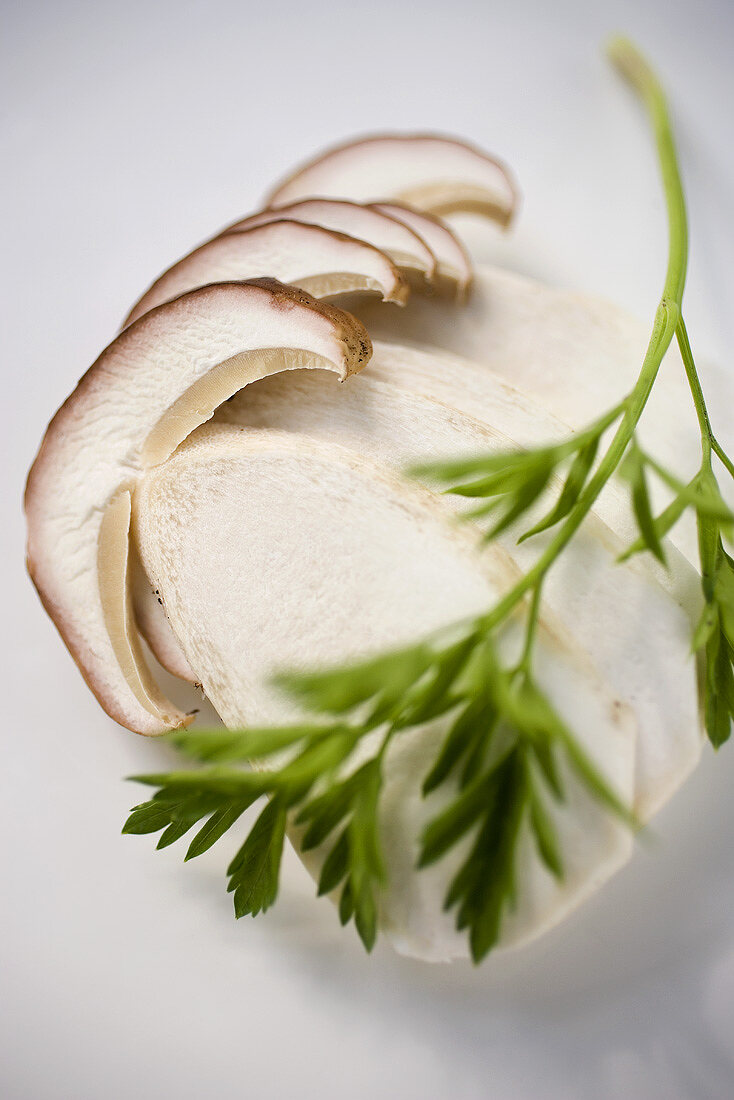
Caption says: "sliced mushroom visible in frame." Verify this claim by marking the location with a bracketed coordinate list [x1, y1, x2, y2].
[131, 547, 198, 682]
[266, 134, 518, 226]
[122, 220, 408, 329]
[370, 202, 473, 298]
[25, 280, 371, 733]
[133, 424, 635, 960]
[207, 363, 700, 822]
[219, 199, 436, 286]
[137, 343, 700, 817]
[357, 263, 730, 567]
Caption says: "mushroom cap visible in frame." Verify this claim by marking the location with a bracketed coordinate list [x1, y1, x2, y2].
[122, 219, 408, 329]
[26, 280, 371, 733]
[266, 133, 518, 226]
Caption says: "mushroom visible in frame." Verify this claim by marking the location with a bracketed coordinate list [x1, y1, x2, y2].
[133, 424, 635, 960]
[25, 280, 371, 733]
[133, 342, 699, 819]
[356, 262, 728, 567]
[210, 363, 700, 821]
[265, 134, 518, 226]
[131, 548, 198, 683]
[370, 202, 473, 298]
[219, 199, 437, 287]
[122, 220, 408, 329]
[109, 223, 701, 817]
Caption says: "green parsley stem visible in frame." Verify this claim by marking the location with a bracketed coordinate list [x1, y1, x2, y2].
[479, 38, 689, 636]
[675, 316, 734, 485]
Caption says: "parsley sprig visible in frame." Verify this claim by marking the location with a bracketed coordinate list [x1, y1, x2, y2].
[126, 628, 631, 959]
[124, 38, 734, 961]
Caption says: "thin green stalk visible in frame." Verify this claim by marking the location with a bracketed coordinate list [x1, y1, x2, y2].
[676, 317, 713, 461]
[711, 439, 734, 482]
[516, 582, 543, 675]
[607, 36, 688, 303]
[480, 38, 688, 634]
[675, 316, 734, 485]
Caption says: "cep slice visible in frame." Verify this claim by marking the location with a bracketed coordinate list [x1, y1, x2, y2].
[138, 354, 702, 819]
[131, 548, 198, 683]
[358, 263, 734, 565]
[25, 280, 371, 734]
[206, 365, 701, 822]
[133, 426, 635, 960]
[220, 199, 436, 284]
[266, 134, 518, 227]
[371, 202, 473, 298]
[122, 220, 408, 329]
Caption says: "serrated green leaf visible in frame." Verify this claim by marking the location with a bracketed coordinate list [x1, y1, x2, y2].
[704, 641, 734, 749]
[185, 800, 253, 861]
[297, 770, 363, 850]
[156, 819, 194, 850]
[555, 723, 638, 828]
[624, 444, 666, 564]
[444, 751, 526, 962]
[169, 725, 331, 764]
[228, 798, 286, 917]
[443, 852, 478, 913]
[317, 829, 350, 895]
[350, 762, 385, 882]
[128, 768, 269, 799]
[483, 467, 553, 541]
[446, 464, 540, 500]
[397, 633, 477, 728]
[692, 602, 718, 652]
[646, 459, 734, 523]
[528, 783, 564, 879]
[618, 489, 689, 562]
[519, 437, 599, 542]
[122, 799, 177, 835]
[703, 617, 734, 747]
[422, 698, 494, 794]
[338, 879, 355, 925]
[276, 732, 357, 797]
[409, 447, 556, 485]
[353, 883, 378, 953]
[124, 789, 225, 841]
[530, 739, 565, 801]
[419, 771, 494, 868]
[275, 644, 430, 717]
[714, 550, 734, 647]
[459, 731, 491, 788]
[513, 677, 636, 826]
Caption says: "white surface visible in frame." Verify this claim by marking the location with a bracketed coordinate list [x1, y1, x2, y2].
[2, 1, 734, 1098]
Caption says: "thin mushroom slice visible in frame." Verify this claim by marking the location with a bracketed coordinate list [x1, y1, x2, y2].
[358, 262, 734, 566]
[131, 548, 198, 683]
[266, 133, 518, 227]
[133, 425, 635, 961]
[219, 199, 436, 286]
[370, 202, 473, 299]
[136, 349, 701, 819]
[207, 362, 700, 822]
[25, 280, 371, 734]
[122, 220, 408, 329]
[366, 341, 704, 821]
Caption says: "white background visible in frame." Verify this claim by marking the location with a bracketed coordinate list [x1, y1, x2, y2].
[2, 1, 734, 1097]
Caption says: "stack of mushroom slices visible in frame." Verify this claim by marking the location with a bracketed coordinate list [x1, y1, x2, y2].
[26, 133, 703, 962]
